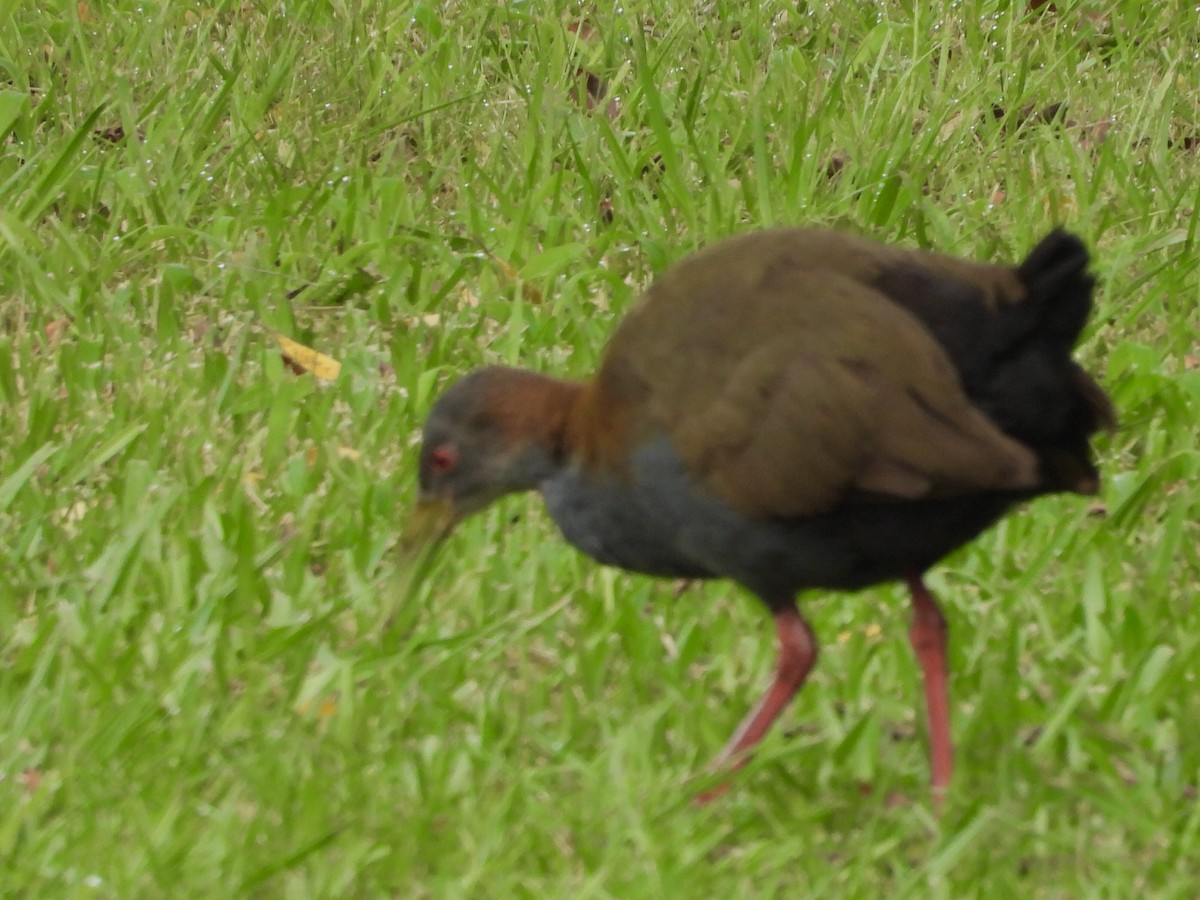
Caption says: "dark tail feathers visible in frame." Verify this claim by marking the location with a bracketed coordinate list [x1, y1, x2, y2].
[1013, 228, 1095, 353]
[986, 229, 1115, 493]
[1013, 228, 1114, 432]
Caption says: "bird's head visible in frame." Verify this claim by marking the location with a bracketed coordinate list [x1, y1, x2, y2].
[402, 367, 570, 550]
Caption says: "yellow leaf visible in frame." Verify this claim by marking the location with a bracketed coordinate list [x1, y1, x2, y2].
[487, 251, 543, 304]
[296, 696, 339, 720]
[275, 334, 341, 381]
[488, 252, 519, 283]
[400, 313, 441, 327]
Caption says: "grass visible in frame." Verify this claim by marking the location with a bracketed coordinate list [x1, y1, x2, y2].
[2, 0, 1199, 895]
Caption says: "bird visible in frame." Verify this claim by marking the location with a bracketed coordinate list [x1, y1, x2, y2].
[403, 227, 1115, 800]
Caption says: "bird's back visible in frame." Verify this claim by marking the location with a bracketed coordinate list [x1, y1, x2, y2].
[594, 228, 1111, 511]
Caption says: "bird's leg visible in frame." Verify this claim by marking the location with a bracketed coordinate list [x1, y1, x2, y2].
[906, 575, 953, 801]
[701, 604, 817, 800]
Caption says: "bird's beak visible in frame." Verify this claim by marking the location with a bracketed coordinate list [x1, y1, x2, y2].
[400, 496, 460, 552]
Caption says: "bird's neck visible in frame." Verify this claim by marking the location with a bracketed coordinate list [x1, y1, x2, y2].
[497, 373, 628, 476]
[565, 378, 631, 473]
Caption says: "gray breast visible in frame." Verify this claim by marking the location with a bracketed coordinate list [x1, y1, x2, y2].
[539, 447, 711, 578]
[538, 438, 863, 590]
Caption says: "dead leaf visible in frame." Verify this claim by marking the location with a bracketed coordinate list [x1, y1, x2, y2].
[565, 20, 618, 119]
[44, 317, 71, 343]
[993, 101, 1067, 132]
[567, 20, 595, 41]
[1042, 190, 1077, 218]
[1029, 2, 1112, 41]
[1079, 119, 1112, 150]
[1027, 103, 1065, 128]
[489, 253, 518, 283]
[296, 695, 339, 719]
[571, 69, 620, 120]
[276, 138, 294, 166]
[487, 252, 543, 304]
[937, 113, 963, 143]
[20, 768, 41, 794]
[93, 124, 126, 144]
[275, 334, 341, 381]
[399, 312, 441, 329]
[825, 151, 848, 179]
[659, 630, 678, 659]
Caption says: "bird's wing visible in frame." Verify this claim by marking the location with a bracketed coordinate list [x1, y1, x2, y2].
[606, 266, 1039, 520]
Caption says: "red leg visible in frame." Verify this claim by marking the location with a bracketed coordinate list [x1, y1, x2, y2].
[906, 575, 953, 800]
[700, 605, 817, 800]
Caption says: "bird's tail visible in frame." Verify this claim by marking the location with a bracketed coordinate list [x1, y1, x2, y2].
[982, 230, 1115, 493]
[1014, 228, 1096, 354]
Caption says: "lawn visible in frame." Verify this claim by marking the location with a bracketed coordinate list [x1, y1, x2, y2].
[2, 0, 1198, 895]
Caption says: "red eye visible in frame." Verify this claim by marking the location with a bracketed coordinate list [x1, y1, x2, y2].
[429, 444, 458, 474]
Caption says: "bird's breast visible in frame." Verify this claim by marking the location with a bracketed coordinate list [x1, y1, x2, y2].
[538, 438, 862, 590]
[539, 445, 713, 579]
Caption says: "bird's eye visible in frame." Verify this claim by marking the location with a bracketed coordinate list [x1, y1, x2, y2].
[429, 444, 458, 475]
